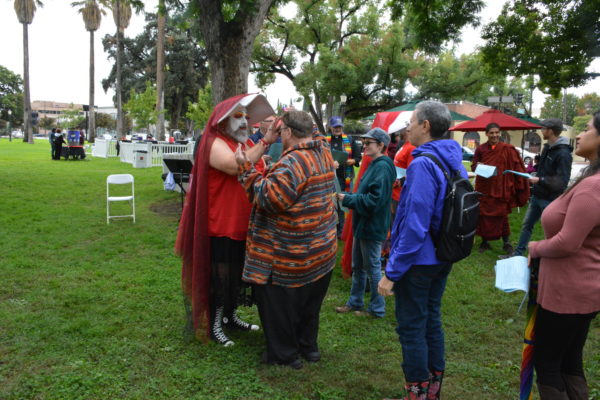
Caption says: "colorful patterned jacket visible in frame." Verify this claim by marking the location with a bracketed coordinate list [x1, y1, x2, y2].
[238, 140, 338, 287]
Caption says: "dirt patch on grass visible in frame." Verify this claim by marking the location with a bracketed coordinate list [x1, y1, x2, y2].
[149, 200, 182, 219]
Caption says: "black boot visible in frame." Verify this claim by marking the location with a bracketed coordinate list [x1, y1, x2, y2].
[223, 309, 259, 331]
[211, 306, 234, 347]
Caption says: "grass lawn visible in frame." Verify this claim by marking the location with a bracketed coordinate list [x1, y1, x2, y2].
[1, 139, 598, 400]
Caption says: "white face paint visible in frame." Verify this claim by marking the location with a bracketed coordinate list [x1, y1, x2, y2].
[226, 106, 249, 143]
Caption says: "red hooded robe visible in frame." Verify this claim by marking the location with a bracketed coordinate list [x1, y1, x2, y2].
[175, 94, 271, 341]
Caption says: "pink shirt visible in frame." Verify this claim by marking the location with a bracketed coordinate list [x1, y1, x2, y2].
[529, 173, 600, 314]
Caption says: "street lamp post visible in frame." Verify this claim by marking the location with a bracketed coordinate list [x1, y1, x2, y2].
[340, 94, 347, 120]
[7, 109, 12, 142]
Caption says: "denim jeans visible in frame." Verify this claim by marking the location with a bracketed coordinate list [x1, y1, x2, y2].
[346, 238, 385, 317]
[393, 263, 452, 382]
[515, 196, 551, 255]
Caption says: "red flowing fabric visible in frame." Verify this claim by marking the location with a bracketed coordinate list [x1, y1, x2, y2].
[340, 155, 372, 279]
[175, 94, 252, 342]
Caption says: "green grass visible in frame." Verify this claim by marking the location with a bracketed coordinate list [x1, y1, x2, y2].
[1, 139, 598, 400]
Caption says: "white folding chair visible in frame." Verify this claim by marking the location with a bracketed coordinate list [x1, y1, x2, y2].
[106, 174, 135, 224]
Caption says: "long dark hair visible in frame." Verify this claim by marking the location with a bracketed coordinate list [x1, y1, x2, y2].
[564, 110, 600, 194]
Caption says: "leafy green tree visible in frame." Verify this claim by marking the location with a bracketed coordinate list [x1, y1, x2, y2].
[481, 0, 600, 95]
[253, 0, 417, 131]
[95, 112, 116, 130]
[388, 0, 485, 53]
[59, 107, 86, 130]
[102, 12, 209, 133]
[0, 65, 24, 130]
[38, 116, 55, 131]
[13, 0, 43, 144]
[186, 84, 212, 135]
[123, 81, 159, 132]
[576, 93, 600, 116]
[540, 93, 579, 126]
[572, 115, 591, 134]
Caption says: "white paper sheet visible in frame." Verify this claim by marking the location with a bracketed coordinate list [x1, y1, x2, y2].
[475, 163, 497, 178]
[494, 256, 530, 293]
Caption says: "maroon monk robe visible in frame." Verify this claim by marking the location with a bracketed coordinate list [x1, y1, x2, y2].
[472, 142, 530, 240]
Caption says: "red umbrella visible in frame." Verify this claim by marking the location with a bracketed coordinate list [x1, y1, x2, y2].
[449, 109, 541, 132]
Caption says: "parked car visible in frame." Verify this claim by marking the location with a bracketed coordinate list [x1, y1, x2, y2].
[461, 146, 474, 161]
[513, 147, 537, 164]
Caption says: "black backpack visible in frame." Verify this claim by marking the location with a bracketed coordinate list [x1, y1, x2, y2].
[417, 153, 481, 263]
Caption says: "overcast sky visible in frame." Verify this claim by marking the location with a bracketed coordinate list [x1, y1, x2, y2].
[0, 1, 598, 116]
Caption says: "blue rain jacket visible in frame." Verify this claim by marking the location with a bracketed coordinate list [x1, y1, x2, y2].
[386, 139, 467, 281]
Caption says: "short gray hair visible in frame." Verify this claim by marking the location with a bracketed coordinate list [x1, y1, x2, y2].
[281, 110, 313, 138]
[415, 101, 452, 139]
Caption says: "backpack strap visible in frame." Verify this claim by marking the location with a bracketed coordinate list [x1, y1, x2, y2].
[416, 153, 451, 184]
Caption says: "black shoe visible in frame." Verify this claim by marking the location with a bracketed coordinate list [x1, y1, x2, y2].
[261, 351, 303, 369]
[478, 241, 491, 253]
[301, 351, 321, 363]
[223, 311, 259, 331]
[211, 306, 234, 347]
[502, 242, 514, 255]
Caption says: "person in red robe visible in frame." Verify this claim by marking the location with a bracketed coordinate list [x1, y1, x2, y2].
[471, 123, 530, 254]
[176, 94, 275, 346]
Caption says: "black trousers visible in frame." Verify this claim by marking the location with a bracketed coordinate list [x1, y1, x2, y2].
[534, 306, 597, 391]
[53, 145, 62, 160]
[254, 271, 332, 364]
[210, 237, 245, 322]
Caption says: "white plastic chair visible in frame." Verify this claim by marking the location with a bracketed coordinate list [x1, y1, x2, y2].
[106, 174, 135, 224]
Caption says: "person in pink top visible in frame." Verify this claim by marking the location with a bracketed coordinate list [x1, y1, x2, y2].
[528, 110, 600, 399]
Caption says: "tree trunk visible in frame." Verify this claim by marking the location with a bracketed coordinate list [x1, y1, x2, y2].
[116, 0, 124, 138]
[88, 30, 96, 143]
[197, 0, 274, 104]
[155, 0, 166, 141]
[22, 23, 33, 144]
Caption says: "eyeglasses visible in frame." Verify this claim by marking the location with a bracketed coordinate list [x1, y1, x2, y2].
[263, 119, 274, 123]
[363, 140, 378, 146]
[232, 111, 249, 119]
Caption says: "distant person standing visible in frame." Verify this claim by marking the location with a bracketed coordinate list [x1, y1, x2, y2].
[472, 123, 530, 254]
[510, 118, 573, 257]
[327, 116, 362, 236]
[53, 129, 66, 160]
[335, 128, 395, 318]
[49, 128, 57, 159]
[249, 115, 277, 143]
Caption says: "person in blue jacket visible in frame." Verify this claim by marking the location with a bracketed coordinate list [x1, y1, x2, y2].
[378, 101, 467, 400]
[334, 128, 395, 318]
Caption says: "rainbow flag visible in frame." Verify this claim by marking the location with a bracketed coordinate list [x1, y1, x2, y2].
[519, 258, 540, 400]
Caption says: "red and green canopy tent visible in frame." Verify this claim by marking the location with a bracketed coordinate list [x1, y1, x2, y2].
[370, 101, 472, 133]
[449, 109, 541, 131]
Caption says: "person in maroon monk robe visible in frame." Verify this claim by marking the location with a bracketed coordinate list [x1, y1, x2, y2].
[472, 123, 530, 254]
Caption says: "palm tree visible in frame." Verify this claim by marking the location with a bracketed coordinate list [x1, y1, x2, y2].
[111, 0, 143, 139]
[155, 0, 166, 141]
[13, 0, 43, 144]
[72, 0, 105, 143]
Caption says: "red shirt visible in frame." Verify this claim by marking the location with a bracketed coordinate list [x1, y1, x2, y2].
[207, 134, 263, 240]
[392, 142, 415, 201]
